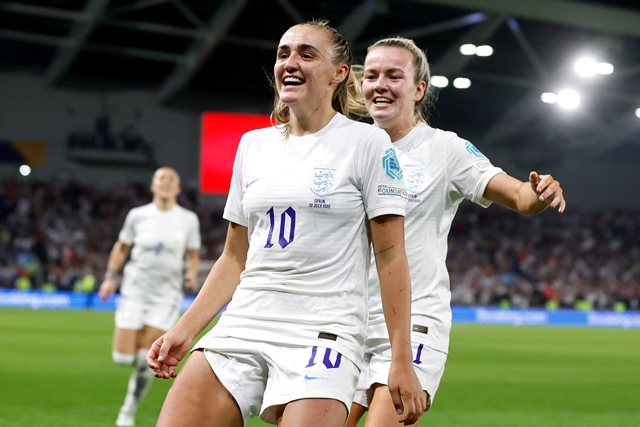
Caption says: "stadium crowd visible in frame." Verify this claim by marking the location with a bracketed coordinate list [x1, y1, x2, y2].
[1, 179, 638, 311]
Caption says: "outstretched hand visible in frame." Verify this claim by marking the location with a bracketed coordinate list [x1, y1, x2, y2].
[146, 329, 193, 379]
[388, 360, 427, 425]
[529, 171, 566, 213]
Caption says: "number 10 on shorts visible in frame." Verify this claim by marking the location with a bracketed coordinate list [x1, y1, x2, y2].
[305, 346, 342, 369]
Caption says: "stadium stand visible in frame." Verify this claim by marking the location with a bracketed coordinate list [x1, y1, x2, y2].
[1, 179, 638, 311]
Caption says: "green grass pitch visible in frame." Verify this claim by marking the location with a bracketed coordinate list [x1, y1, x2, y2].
[1, 309, 638, 427]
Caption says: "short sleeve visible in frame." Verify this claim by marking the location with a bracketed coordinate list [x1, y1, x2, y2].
[359, 128, 407, 219]
[223, 133, 248, 226]
[186, 212, 201, 250]
[447, 137, 503, 207]
[118, 209, 136, 245]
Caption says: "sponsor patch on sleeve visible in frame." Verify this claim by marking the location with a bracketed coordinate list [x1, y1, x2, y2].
[378, 184, 407, 199]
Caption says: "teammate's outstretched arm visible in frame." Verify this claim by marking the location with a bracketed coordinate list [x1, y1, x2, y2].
[484, 171, 566, 215]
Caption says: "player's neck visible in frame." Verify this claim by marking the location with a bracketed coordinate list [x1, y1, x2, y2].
[377, 117, 415, 143]
[154, 198, 176, 211]
[288, 106, 336, 136]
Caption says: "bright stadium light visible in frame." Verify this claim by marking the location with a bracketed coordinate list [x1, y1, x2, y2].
[476, 45, 494, 57]
[557, 89, 581, 110]
[574, 57, 597, 78]
[453, 77, 471, 89]
[596, 62, 614, 75]
[459, 43, 477, 55]
[19, 164, 31, 177]
[541, 92, 558, 104]
[635, 108, 640, 118]
[431, 75, 449, 88]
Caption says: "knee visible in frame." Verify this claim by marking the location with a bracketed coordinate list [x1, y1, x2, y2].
[112, 351, 135, 366]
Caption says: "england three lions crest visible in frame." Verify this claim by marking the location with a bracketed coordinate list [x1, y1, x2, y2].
[311, 168, 336, 196]
[405, 168, 426, 194]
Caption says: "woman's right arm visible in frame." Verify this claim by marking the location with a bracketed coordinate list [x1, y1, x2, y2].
[98, 240, 131, 302]
[147, 222, 248, 378]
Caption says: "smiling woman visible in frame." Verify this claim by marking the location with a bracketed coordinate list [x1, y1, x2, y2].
[346, 36, 566, 427]
[271, 20, 352, 137]
[146, 19, 425, 427]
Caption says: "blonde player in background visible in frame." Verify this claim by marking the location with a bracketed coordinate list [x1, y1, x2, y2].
[346, 37, 566, 427]
[98, 166, 201, 427]
[147, 19, 425, 427]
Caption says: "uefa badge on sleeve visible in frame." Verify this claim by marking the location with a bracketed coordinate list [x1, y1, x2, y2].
[464, 140, 486, 158]
[382, 148, 403, 180]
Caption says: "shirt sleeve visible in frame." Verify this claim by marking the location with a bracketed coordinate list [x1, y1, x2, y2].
[447, 136, 503, 208]
[223, 133, 248, 227]
[186, 212, 201, 250]
[117, 209, 136, 245]
[359, 127, 407, 219]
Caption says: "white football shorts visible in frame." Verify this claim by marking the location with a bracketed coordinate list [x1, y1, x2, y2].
[197, 337, 360, 424]
[114, 295, 180, 331]
[352, 333, 448, 408]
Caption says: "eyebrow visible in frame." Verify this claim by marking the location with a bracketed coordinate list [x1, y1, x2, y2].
[365, 66, 405, 74]
[277, 43, 322, 54]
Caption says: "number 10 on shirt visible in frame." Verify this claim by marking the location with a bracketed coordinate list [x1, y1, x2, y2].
[265, 207, 296, 249]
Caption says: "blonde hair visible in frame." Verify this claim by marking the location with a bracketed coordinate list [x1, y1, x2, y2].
[271, 19, 354, 134]
[349, 36, 432, 124]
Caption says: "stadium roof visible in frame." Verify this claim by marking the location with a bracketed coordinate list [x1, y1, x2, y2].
[1, 0, 639, 164]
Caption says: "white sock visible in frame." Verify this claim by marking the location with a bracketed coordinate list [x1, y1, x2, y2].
[121, 349, 153, 412]
[113, 351, 135, 366]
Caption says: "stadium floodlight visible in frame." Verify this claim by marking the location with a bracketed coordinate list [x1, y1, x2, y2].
[453, 77, 471, 89]
[476, 45, 494, 57]
[541, 92, 558, 104]
[19, 164, 31, 177]
[557, 89, 581, 110]
[431, 75, 449, 88]
[574, 57, 597, 77]
[635, 108, 640, 118]
[459, 44, 477, 55]
[596, 62, 614, 75]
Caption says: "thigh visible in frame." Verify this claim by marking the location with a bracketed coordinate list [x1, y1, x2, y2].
[345, 402, 367, 427]
[112, 327, 139, 355]
[365, 384, 424, 427]
[138, 325, 165, 349]
[278, 398, 347, 427]
[157, 351, 243, 427]
[261, 344, 359, 424]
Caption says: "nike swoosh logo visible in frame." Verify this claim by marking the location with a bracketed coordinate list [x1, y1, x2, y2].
[245, 178, 260, 189]
[304, 374, 321, 380]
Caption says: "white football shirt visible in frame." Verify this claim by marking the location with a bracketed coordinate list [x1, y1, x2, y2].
[119, 203, 201, 302]
[200, 113, 407, 364]
[366, 123, 503, 353]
